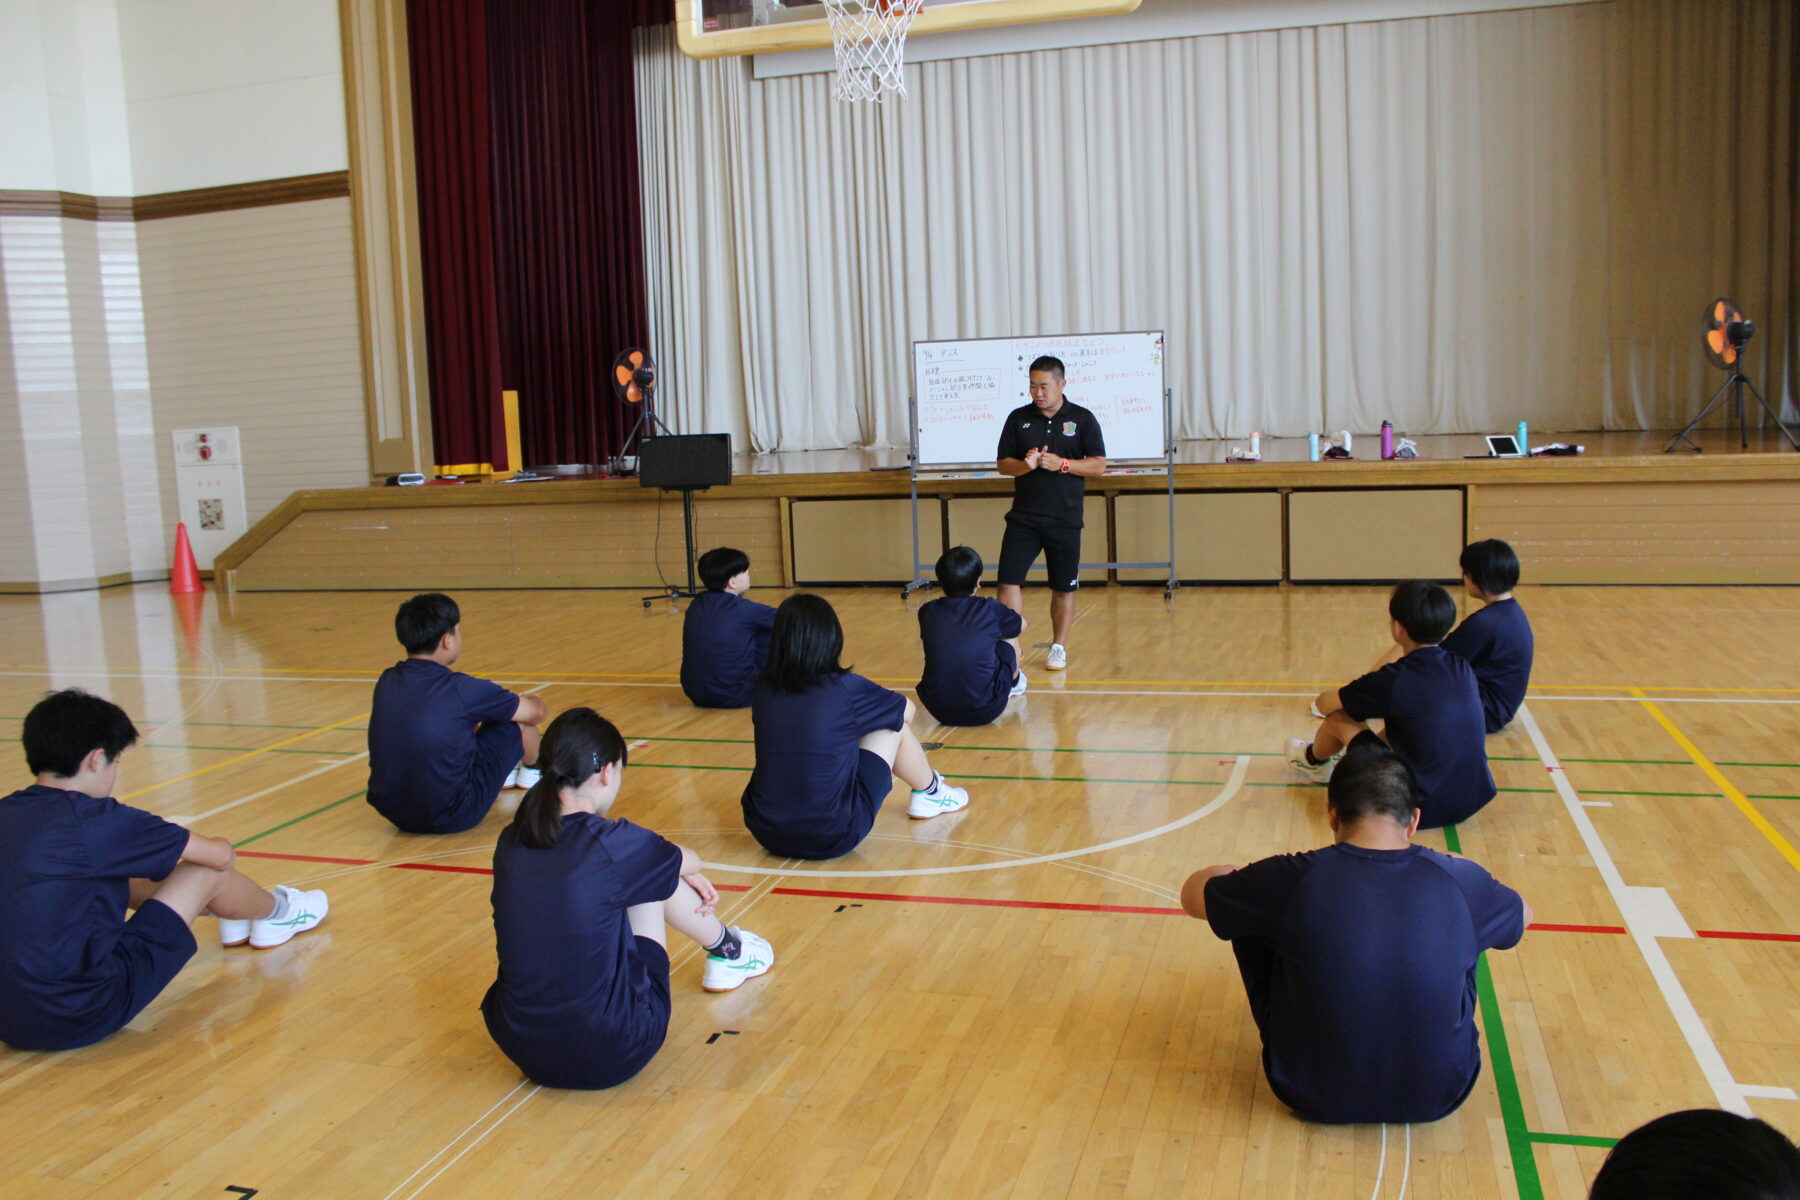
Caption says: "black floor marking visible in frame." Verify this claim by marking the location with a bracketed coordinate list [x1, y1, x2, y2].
[225, 1189, 259, 1198]
[920, 742, 944, 751]
[833, 904, 863, 913]
[705, 1030, 741, 1045]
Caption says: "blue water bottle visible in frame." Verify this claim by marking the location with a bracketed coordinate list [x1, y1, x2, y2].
[1516, 421, 1529, 455]
[1307, 432, 1320, 462]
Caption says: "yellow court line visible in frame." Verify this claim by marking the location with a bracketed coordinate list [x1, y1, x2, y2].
[1631, 687, 1800, 876]
[120, 712, 370, 801]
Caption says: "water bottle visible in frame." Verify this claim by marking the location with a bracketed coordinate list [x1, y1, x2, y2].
[1380, 420, 1394, 460]
[1517, 420, 1529, 455]
[1307, 432, 1320, 462]
[1249, 431, 1261, 458]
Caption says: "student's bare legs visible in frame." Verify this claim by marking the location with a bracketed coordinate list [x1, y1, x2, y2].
[1002, 636, 1024, 680]
[996, 583, 1024, 618]
[626, 878, 725, 951]
[1313, 711, 1379, 762]
[1049, 589, 1075, 648]
[518, 722, 541, 767]
[860, 698, 935, 791]
[127, 866, 276, 925]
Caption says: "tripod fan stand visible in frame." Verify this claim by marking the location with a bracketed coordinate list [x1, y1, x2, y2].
[1667, 298, 1799, 452]
[612, 348, 673, 472]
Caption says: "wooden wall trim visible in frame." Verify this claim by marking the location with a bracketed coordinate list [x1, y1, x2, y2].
[0, 172, 351, 222]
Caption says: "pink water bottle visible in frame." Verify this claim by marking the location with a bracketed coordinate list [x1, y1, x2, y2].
[1380, 420, 1394, 460]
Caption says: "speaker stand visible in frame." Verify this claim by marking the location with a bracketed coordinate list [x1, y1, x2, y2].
[641, 485, 706, 608]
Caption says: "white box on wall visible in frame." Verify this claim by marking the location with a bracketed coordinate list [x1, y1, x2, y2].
[171, 427, 247, 569]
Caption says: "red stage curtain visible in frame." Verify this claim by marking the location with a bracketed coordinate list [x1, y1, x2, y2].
[487, 0, 651, 467]
[405, 0, 507, 469]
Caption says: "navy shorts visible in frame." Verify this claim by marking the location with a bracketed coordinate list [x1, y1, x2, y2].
[3, 898, 197, 1051]
[922, 642, 1018, 727]
[745, 748, 895, 861]
[435, 721, 524, 835]
[482, 936, 672, 1090]
[997, 514, 1081, 593]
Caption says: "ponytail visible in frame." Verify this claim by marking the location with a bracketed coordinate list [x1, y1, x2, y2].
[507, 707, 629, 850]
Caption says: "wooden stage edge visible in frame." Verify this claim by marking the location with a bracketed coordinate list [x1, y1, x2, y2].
[217, 431, 1800, 592]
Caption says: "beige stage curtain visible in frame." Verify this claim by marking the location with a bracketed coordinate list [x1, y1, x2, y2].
[636, 1, 1796, 451]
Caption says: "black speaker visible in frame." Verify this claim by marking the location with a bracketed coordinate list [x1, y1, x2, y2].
[637, 433, 732, 490]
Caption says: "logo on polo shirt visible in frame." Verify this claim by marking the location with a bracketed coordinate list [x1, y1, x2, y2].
[1062, 421, 1076, 436]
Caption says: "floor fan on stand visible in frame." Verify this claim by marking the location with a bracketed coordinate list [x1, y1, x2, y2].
[613, 348, 673, 473]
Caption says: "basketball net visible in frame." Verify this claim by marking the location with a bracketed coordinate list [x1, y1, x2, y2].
[822, 0, 924, 102]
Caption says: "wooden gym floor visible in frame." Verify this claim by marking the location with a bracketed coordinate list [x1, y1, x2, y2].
[1, 582, 1796, 1200]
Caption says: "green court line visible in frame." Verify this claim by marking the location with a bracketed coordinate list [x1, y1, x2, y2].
[1526, 1132, 1617, 1149]
[233, 790, 365, 848]
[1444, 823, 1543, 1200]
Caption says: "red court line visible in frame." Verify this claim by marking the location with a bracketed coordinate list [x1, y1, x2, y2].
[229, 851, 1800, 941]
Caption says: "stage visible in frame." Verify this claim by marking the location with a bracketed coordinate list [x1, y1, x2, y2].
[216, 430, 1800, 593]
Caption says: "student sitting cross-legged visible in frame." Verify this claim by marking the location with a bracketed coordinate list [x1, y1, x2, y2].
[916, 545, 1027, 726]
[0, 690, 328, 1052]
[1183, 740, 1530, 1125]
[680, 546, 778, 709]
[742, 594, 968, 859]
[1441, 539, 1534, 733]
[1290, 581, 1497, 829]
[483, 707, 774, 1090]
[367, 593, 547, 835]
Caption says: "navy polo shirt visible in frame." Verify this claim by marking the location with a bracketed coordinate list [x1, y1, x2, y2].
[483, 813, 682, 1089]
[367, 659, 522, 830]
[1441, 599, 1534, 733]
[681, 591, 777, 709]
[0, 786, 191, 1049]
[741, 673, 909, 858]
[996, 400, 1106, 527]
[1204, 842, 1526, 1124]
[916, 595, 1023, 726]
[1339, 646, 1496, 828]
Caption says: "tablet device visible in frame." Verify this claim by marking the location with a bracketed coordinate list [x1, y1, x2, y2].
[1484, 434, 1524, 458]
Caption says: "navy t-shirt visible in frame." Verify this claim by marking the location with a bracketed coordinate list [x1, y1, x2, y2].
[1204, 842, 1526, 1124]
[1442, 599, 1534, 733]
[1339, 646, 1496, 828]
[916, 595, 1023, 726]
[681, 591, 777, 709]
[367, 659, 521, 830]
[995, 400, 1106, 527]
[483, 813, 683, 1088]
[742, 673, 909, 858]
[0, 786, 190, 1048]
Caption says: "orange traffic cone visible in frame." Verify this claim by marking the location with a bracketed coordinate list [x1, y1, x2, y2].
[169, 522, 205, 594]
[173, 590, 205, 660]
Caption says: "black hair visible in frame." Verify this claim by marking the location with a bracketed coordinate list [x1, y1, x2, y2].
[1028, 355, 1066, 379]
[23, 689, 139, 778]
[1588, 1109, 1800, 1200]
[1461, 538, 1520, 596]
[395, 592, 460, 655]
[509, 707, 628, 850]
[1388, 580, 1456, 645]
[697, 546, 750, 593]
[1326, 740, 1419, 826]
[760, 594, 847, 694]
[935, 545, 983, 597]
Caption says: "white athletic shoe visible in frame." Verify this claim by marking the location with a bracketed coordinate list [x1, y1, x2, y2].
[510, 765, 541, 790]
[1046, 644, 1068, 671]
[701, 928, 774, 992]
[1284, 737, 1339, 785]
[1009, 672, 1028, 699]
[249, 885, 329, 949]
[1308, 700, 1324, 719]
[218, 918, 250, 947]
[907, 778, 970, 819]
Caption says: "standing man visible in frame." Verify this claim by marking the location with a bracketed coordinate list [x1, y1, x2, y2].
[994, 355, 1106, 671]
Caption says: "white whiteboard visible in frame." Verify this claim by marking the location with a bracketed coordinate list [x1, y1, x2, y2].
[912, 331, 1167, 467]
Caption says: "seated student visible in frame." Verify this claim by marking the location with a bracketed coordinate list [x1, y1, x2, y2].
[0, 690, 328, 1052]
[742, 594, 968, 859]
[1183, 740, 1530, 1124]
[1442, 539, 1533, 732]
[367, 593, 548, 835]
[680, 546, 777, 709]
[916, 545, 1027, 726]
[483, 707, 773, 1090]
[1291, 581, 1496, 828]
[1588, 1108, 1800, 1200]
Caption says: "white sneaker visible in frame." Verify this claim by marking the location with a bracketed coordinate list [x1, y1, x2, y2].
[701, 928, 774, 992]
[249, 885, 329, 949]
[907, 778, 970, 819]
[1284, 736, 1338, 784]
[1046, 644, 1068, 671]
[1308, 700, 1324, 719]
[510, 765, 541, 790]
[1009, 672, 1028, 699]
[219, 918, 249, 947]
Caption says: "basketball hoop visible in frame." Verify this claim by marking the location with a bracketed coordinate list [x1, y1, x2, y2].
[822, 0, 924, 102]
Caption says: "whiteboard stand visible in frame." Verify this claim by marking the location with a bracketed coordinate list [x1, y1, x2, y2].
[901, 390, 1180, 601]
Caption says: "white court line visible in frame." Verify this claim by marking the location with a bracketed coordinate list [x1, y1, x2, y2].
[1519, 704, 1758, 1115]
[377, 1079, 534, 1200]
[1398, 1124, 1411, 1199]
[395, 1083, 542, 1200]
[700, 755, 1250, 879]
[1368, 1123, 1387, 1200]
[163, 752, 366, 824]
[1739, 1084, 1800, 1101]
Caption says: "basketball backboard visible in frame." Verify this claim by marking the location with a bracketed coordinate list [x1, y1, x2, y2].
[675, 0, 1142, 60]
